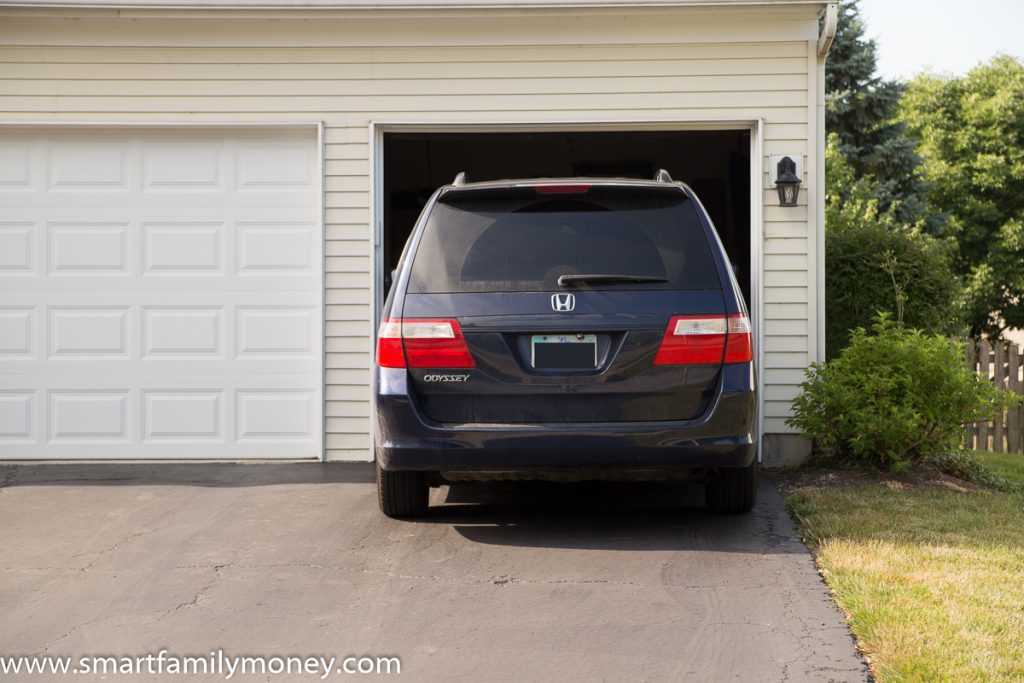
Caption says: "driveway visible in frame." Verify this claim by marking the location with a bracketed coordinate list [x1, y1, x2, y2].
[0, 464, 868, 682]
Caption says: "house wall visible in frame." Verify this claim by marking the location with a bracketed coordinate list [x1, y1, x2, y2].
[0, 6, 822, 462]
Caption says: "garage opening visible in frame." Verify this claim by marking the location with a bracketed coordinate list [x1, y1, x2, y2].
[381, 130, 751, 306]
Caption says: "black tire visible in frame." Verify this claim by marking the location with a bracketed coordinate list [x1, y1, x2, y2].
[705, 462, 758, 514]
[376, 462, 429, 518]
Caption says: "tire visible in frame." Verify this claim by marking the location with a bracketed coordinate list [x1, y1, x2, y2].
[376, 462, 429, 518]
[705, 462, 758, 514]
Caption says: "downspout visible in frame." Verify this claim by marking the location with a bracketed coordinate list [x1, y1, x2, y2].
[815, 3, 837, 363]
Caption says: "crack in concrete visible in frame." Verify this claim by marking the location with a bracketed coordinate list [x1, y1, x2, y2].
[30, 564, 230, 655]
[30, 614, 123, 657]
[162, 564, 228, 615]
[71, 527, 163, 574]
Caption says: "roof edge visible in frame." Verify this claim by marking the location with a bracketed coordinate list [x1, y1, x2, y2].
[0, 0, 830, 11]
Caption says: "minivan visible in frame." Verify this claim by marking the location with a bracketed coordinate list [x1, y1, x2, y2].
[373, 171, 757, 517]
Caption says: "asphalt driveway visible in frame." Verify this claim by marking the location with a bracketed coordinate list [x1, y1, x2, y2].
[0, 464, 868, 682]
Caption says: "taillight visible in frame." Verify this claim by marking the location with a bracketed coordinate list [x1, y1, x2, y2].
[376, 319, 405, 368]
[654, 314, 752, 365]
[724, 314, 753, 363]
[375, 318, 475, 369]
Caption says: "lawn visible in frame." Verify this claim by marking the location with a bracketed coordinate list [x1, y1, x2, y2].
[974, 450, 1024, 484]
[784, 453, 1024, 682]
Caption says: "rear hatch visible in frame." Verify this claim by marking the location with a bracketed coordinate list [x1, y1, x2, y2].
[389, 182, 743, 425]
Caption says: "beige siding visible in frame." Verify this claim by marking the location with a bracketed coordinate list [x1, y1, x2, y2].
[0, 7, 821, 461]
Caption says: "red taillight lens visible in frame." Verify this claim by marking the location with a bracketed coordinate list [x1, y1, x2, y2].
[402, 319, 475, 368]
[653, 314, 752, 365]
[376, 319, 406, 368]
[654, 316, 727, 365]
[375, 318, 475, 369]
[724, 314, 753, 363]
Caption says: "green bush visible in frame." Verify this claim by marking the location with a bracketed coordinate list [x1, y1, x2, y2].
[826, 221, 958, 359]
[788, 315, 1019, 471]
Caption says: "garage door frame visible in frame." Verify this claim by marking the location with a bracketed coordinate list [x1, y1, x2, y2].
[369, 118, 765, 462]
[0, 120, 327, 461]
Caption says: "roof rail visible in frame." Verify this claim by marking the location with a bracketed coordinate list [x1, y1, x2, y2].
[654, 169, 674, 183]
[452, 172, 467, 186]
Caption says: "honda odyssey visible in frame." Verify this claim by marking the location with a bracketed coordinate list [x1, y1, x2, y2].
[373, 171, 758, 517]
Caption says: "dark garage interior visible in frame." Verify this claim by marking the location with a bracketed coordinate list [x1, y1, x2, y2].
[382, 130, 751, 305]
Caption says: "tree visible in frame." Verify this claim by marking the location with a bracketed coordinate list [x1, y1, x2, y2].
[823, 1, 957, 357]
[825, 0, 931, 227]
[824, 135, 959, 359]
[900, 56, 1024, 337]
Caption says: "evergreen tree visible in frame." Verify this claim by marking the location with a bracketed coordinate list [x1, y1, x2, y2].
[825, 0, 931, 227]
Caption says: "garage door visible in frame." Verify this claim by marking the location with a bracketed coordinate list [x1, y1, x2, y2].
[0, 127, 323, 459]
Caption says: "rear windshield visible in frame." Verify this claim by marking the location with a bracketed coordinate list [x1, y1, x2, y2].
[406, 187, 722, 294]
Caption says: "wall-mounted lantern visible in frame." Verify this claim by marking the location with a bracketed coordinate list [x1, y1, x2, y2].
[774, 156, 801, 207]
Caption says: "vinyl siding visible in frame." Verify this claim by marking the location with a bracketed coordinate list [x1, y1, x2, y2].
[0, 7, 822, 461]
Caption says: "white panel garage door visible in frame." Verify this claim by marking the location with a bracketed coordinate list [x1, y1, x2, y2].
[0, 127, 322, 459]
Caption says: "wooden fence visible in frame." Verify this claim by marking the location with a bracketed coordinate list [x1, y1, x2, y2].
[965, 340, 1024, 453]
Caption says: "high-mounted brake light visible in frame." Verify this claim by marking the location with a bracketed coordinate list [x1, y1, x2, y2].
[376, 318, 475, 369]
[534, 184, 592, 194]
[653, 314, 753, 365]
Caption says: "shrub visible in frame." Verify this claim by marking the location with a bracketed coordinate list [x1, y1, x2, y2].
[826, 221, 959, 359]
[788, 314, 1019, 471]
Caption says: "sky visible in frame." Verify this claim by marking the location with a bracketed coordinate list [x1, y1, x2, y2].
[856, 0, 1024, 81]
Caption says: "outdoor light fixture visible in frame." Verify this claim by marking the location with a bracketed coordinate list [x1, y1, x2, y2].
[775, 156, 801, 207]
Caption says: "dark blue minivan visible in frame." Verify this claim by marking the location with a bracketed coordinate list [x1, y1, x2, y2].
[374, 171, 757, 517]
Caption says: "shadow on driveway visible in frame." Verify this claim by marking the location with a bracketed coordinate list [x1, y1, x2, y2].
[0, 462, 803, 554]
[418, 476, 808, 554]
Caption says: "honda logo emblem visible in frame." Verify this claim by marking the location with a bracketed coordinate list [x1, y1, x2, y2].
[551, 293, 576, 312]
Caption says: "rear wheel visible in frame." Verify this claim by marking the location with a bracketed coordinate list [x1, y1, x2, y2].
[376, 462, 429, 518]
[705, 462, 758, 513]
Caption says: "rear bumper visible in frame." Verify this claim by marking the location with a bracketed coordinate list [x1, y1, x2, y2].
[374, 365, 757, 473]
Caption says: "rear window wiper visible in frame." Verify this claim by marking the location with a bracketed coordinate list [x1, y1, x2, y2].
[557, 274, 670, 287]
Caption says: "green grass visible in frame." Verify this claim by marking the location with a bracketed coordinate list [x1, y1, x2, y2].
[787, 456, 1024, 682]
[974, 450, 1024, 484]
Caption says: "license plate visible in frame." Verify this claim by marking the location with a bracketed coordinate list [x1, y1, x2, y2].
[531, 334, 598, 369]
